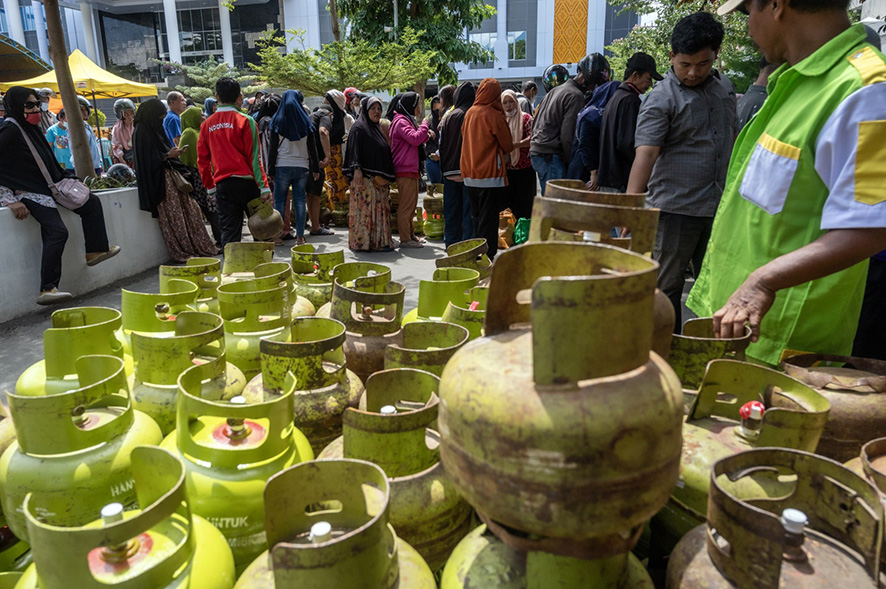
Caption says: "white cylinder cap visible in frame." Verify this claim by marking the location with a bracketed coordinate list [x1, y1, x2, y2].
[367, 270, 377, 276]
[582, 231, 594, 242]
[781, 508, 808, 534]
[309, 521, 333, 543]
[380, 405, 397, 415]
[231, 396, 246, 405]
[101, 503, 125, 525]
[750, 405, 763, 419]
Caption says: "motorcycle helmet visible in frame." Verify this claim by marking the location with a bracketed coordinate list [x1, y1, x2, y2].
[542, 64, 570, 92]
[113, 98, 136, 120]
[107, 163, 136, 184]
[577, 53, 611, 88]
[76, 96, 92, 113]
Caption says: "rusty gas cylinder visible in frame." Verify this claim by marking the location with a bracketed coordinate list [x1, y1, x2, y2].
[669, 317, 752, 392]
[438, 242, 683, 566]
[435, 239, 492, 282]
[129, 312, 246, 435]
[120, 279, 198, 356]
[246, 199, 283, 243]
[782, 354, 886, 462]
[243, 317, 364, 455]
[384, 322, 469, 377]
[251, 261, 315, 318]
[160, 257, 222, 314]
[402, 268, 480, 324]
[653, 359, 830, 553]
[221, 242, 275, 284]
[318, 369, 473, 571]
[314, 262, 405, 383]
[290, 245, 345, 309]
[667, 448, 884, 588]
[845, 437, 886, 569]
[234, 459, 436, 588]
[441, 286, 488, 341]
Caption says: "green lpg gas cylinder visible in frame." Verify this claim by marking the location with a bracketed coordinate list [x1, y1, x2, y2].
[441, 524, 654, 589]
[423, 195, 444, 240]
[235, 459, 435, 588]
[217, 278, 291, 381]
[435, 239, 492, 282]
[845, 437, 886, 570]
[441, 286, 488, 341]
[161, 363, 313, 571]
[129, 312, 246, 436]
[402, 268, 480, 324]
[318, 369, 473, 571]
[242, 317, 364, 455]
[252, 261, 315, 318]
[315, 262, 405, 383]
[384, 322, 469, 377]
[160, 257, 223, 315]
[0, 422, 29, 574]
[0, 355, 162, 542]
[667, 448, 884, 589]
[16, 307, 131, 396]
[653, 359, 830, 552]
[290, 245, 345, 309]
[414, 207, 424, 236]
[120, 279, 198, 356]
[15, 445, 235, 589]
[438, 242, 683, 561]
[221, 242, 275, 284]
[669, 317, 752, 394]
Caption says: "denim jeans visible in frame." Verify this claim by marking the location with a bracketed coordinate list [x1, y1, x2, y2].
[530, 153, 566, 196]
[425, 158, 442, 184]
[274, 166, 309, 238]
[442, 178, 473, 248]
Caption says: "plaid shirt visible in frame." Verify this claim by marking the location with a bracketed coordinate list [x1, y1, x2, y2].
[635, 67, 737, 217]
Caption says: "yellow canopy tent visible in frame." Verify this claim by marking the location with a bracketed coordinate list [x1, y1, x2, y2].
[0, 49, 157, 97]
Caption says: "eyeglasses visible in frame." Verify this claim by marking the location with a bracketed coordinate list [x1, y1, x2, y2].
[23, 101, 41, 109]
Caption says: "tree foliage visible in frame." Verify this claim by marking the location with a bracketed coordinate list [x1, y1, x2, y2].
[337, 0, 496, 85]
[606, 0, 759, 94]
[251, 27, 437, 95]
[152, 57, 265, 102]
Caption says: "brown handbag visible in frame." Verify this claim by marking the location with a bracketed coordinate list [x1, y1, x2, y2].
[169, 167, 193, 194]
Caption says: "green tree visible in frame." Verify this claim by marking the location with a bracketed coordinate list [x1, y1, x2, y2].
[606, 0, 758, 93]
[152, 57, 266, 102]
[337, 0, 496, 86]
[251, 27, 437, 96]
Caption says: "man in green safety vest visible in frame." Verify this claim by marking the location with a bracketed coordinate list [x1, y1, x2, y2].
[687, 0, 886, 365]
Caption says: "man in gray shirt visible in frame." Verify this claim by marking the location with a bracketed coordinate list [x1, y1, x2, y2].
[627, 12, 737, 328]
[737, 56, 778, 130]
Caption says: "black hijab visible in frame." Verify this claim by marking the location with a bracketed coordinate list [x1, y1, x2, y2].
[385, 93, 403, 122]
[343, 96, 395, 183]
[394, 91, 420, 129]
[445, 81, 476, 134]
[0, 86, 65, 195]
[324, 91, 346, 145]
[133, 98, 186, 217]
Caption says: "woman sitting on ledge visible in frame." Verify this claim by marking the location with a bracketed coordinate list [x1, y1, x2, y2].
[0, 86, 120, 306]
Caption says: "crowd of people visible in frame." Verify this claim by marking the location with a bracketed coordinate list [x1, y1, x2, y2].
[1, 0, 884, 367]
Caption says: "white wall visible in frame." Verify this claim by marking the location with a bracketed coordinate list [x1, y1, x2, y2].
[0, 187, 170, 323]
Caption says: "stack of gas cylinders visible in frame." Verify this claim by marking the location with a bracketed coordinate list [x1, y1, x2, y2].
[0, 179, 884, 588]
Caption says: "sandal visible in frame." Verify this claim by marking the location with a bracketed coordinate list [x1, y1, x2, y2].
[310, 227, 335, 236]
[280, 232, 297, 241]
[296, 237, 306, 246]
[399, 240, 424, 249]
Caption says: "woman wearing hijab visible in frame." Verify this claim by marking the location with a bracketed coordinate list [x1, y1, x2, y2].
[203, 98, 217, 120]
[381, 93, 403, 144]
[178, 105, 222, 246]
[390, 91, 431, 249]
[132, 97, 218, 262]
[111, 99, 136, 167]
[268, 90, 321, 246]
[438, 81, 475, 247]
[343, 87, 359, 118]
[439, 85, 456, 116]
[501, 89, 534, 220]
[0, 87, 120, 305]
[255, 94, 292, 243]
[424, 96, 443, 185]
[322, 89, 354, 222]
[460, 78, 514, 260]
[343, 96, 395, 252]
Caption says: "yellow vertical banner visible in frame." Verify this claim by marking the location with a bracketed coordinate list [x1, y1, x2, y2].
[553, 0, 589, 64]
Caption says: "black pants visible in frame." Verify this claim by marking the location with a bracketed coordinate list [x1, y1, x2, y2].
[466, 185, 507, 261]
[506, 166, 538, 220]
[22, 193, 109, 291]
[216, 177, 260, 248]
[853, 256, 886, 360]
[653, 212, 714, 331]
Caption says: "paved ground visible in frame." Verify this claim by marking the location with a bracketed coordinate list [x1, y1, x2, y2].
[0, 218, 449, 397]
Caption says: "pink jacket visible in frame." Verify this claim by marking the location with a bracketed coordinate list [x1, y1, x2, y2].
[390, 114, 429, 176]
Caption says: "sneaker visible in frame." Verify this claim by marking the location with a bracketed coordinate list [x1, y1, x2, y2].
[37, 288, 73, 306]
[86, 246, 121, 267]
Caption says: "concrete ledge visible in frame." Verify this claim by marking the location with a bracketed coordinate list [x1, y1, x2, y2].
[0, 187, 169, 323]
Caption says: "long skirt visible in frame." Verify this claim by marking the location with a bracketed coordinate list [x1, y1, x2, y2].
[349, 178, 393, 251]
[157, 170, 220, 262]
[324, 144, 349, 208]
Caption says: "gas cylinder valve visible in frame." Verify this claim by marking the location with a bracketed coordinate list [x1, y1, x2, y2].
[738, 401, 765, 440]
[226, 395, 251, 440]
[99, 503, 139, 562]
[781, 508, 809, 563]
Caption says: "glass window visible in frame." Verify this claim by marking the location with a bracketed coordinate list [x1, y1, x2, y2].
[508, 31, 526, 61]
[469, 32, 497, 53]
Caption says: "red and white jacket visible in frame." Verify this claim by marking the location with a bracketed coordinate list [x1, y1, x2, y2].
[197, 105, 270, 196]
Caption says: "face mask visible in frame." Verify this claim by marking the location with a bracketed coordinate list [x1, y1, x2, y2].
[41, 102, 49, 112]
[504, 106, 516, 116]
[25, 112, 42, 125]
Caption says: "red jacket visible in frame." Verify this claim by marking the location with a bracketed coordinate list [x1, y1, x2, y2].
[197, 105, 270, 196]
